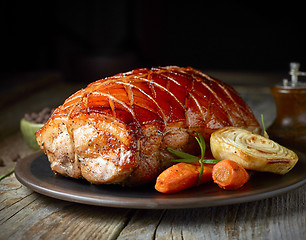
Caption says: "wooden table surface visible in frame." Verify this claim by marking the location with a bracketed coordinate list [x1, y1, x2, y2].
[1, 71, 305, 240]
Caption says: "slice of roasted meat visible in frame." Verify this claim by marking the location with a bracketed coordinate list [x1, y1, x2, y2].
[36, 66, 260, 186]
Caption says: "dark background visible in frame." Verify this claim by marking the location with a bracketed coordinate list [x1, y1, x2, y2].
[1, 1, 305, 83]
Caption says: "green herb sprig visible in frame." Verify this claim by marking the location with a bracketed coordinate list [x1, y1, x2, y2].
[167, 132, 220, 184]
[261, 114, 269, 139]
[0, 169, 14, 181]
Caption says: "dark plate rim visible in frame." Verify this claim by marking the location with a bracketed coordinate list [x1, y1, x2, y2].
[15, 151, 306, 209]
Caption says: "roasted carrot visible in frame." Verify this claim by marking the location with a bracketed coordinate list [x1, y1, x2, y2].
[212, 160, 250, 190]
[155, 162, 213, 193]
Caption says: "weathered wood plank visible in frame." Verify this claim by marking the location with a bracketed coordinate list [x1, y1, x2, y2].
[0, 174, 36, 218]
[0, 80, 305, 240]
[0, 174, 133, 240]
[154, 186, 306, 240]
[117, 209, 166, 240]
[0, 134, 34, 177]
[112, 185, 306, 240]
[1, 72, 82, 141]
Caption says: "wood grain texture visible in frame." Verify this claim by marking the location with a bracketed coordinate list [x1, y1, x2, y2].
[1, 180, 305, 240]
[1, 77, 305, 240]
[0, 134, 33, 176]
[153, 190, 306, 240]
[117, 209, 166, 240]
[0, 175, 132, 240]
[116, 187, 306, 240]
[0, 72, 82, 141]
[1, 137, 305, 239]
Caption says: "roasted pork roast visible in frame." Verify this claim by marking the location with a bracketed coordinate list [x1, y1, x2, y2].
[36, 66, 260, 186]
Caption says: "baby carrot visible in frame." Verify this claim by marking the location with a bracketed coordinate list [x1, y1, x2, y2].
[155, 162, 213, 193]
[212, 160, 250, 190]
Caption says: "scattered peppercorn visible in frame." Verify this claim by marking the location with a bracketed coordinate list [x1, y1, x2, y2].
[24, 107, 55, 124]
[10, 153, 20, 162]
[0, 158, 5, 167]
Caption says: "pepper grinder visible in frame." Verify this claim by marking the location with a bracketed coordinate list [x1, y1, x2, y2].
[268, 62, 306, 148]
